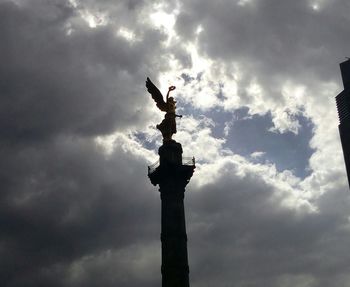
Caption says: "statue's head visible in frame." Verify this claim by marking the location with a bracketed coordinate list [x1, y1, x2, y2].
[168, 97, 176, 103]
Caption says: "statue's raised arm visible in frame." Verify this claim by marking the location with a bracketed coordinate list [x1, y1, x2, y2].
[146, 77, 181, 141]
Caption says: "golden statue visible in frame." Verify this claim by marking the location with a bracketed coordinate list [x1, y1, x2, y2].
[146, 77, 182, 141]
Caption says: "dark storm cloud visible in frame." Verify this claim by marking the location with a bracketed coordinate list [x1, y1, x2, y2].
[0, 136, 161, 287]
[0, 0, 166, 142]
[186, 163, 350, 287]
[0, 1, 165, 286]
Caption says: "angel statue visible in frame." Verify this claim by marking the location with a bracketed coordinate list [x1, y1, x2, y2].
[146, 77, 182, 141]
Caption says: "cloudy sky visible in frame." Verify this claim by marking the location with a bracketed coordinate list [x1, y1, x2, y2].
[1, 0, 350, 286]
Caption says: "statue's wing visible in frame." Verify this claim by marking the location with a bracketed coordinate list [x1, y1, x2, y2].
[146, 77, 167, 112]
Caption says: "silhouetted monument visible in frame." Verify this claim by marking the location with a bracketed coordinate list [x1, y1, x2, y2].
[336, 59, 350, 188]
[146, 78, 195, 287]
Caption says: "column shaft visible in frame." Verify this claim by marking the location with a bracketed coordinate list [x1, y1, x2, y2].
[160, 187, 189, 287]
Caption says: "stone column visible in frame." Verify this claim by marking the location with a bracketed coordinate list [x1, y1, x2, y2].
[148, 140, 195, 287]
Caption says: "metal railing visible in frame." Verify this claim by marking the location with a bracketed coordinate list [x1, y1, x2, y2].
[148, 156, 195, 175]
[183, 157, 196, 166]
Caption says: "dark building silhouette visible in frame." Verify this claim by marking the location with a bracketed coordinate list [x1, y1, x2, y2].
[336, 59, 350, 188]
[148, 140, 195, 287]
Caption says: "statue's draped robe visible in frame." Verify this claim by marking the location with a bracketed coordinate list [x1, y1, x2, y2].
[157, 101, 177, 140]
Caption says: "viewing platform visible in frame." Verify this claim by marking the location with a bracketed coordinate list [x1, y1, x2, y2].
[148, 156, 195, 175]
[147, 140, 195, 187]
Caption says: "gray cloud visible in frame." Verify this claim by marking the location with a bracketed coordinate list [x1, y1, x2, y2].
[0, 0, 167, 143]
[1, 0, 350, 286]
[187, 163, 350, 287]
[0, 135, 160, 286]
[0, 1, 164, 286]
[176, 0, 350, 82]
